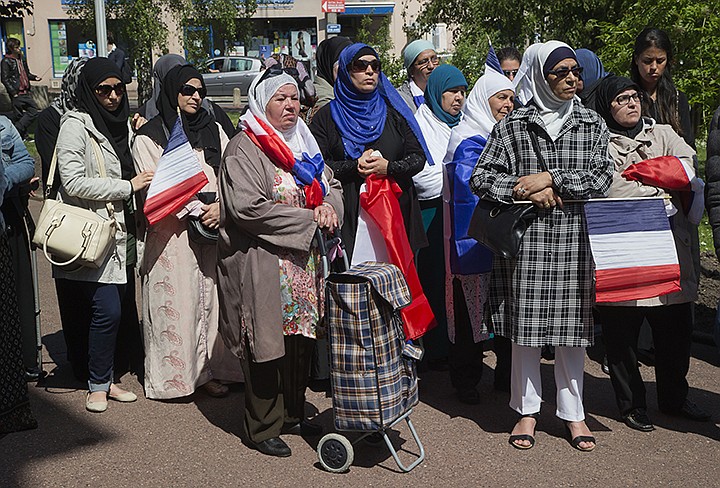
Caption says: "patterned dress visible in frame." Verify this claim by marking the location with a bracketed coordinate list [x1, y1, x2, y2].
[470, 103, 613, 347]
[272, 167, 324, 339]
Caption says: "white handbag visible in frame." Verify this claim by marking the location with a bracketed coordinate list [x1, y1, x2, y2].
[32, 137, 118, 269]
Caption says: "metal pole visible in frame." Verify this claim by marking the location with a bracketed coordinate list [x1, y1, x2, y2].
[95, 0, 108, 58]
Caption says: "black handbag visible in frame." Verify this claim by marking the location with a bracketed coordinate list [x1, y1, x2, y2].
[467, 128, 547, 259]
[187, 192, 218, 246]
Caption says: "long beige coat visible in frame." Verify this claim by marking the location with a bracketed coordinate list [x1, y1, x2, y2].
[217, 131, 344, 363]
[606, 119, 698, 306]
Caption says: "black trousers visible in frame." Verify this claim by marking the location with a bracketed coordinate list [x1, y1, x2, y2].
[241, 335, 314, 444]
[11, 94, 38, 138]
[596, 303, 692, 415]
[448, 278, 512, 391]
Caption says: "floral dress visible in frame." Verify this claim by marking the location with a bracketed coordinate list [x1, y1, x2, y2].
[272, 167, 324, 338]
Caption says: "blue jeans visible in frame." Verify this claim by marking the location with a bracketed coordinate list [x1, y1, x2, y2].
[71, 281, 124, 393]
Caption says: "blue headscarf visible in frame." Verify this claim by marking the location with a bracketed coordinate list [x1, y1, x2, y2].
[330, 43, 434, 163]
[576, 48, 608, 87]
[423, 64, 468, 128]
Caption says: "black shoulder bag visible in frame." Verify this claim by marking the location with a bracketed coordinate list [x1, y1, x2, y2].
[467, 128, 547, 259]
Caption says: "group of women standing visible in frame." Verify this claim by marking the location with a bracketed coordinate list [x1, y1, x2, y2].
[11, 26, 708, 458]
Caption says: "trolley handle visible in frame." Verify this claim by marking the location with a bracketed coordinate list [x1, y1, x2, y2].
[314, 228, 349, 274]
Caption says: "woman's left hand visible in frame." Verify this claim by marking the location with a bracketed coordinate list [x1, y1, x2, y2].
[513, 172, 553, 199]
[358, 154, 389, 176]
[314, 203, 339, 233]
[200, 202, 220, 229]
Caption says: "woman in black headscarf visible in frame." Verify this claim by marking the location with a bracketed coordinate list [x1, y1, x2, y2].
[55, 57, 153, 412]
[306, 36, 352, 123]
[132, 65, 243, 400]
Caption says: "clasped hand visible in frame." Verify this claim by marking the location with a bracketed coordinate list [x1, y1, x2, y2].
[314, 203, 339, 233]
[357, 149, 389, 177]
[513, 172, 563, 209]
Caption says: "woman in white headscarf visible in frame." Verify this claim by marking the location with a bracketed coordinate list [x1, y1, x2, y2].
[217, 69, 343, 458]
[470, 41, 613, 451]
[443, 67, 515, 403]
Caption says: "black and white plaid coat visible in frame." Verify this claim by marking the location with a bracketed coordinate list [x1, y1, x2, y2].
[470, 102, 613, 347]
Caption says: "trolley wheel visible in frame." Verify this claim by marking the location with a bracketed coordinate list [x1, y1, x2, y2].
[317, 433, 354, 473]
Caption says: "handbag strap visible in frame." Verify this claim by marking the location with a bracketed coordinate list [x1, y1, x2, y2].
[46, 135, 118, 220]
[528, 128, 549, 173]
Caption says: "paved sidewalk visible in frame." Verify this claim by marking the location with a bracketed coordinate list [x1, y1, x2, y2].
[1, 200, 719, 487]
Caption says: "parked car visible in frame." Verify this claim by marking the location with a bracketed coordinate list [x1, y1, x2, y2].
[200, 56, 263, 98]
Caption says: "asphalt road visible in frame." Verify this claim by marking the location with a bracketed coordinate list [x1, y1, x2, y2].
[1, 199, 719, 487]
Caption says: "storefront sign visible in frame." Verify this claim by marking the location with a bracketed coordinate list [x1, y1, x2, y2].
[322, 0, 346, 13]
[326, 24, 342, 34]
[257, 0, 294, 9]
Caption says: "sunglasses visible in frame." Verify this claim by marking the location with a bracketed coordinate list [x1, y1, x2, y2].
[94, 83, 126, 97]
[546, 66, 584, 79]
[614, 92, 643, 106]
[349, 58, 381, 73]
[253, 67, 300, 97]
[503, 69, 519, 78]
[180, 84, 207, 98]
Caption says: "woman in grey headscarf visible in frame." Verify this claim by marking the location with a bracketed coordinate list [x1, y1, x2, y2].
[397, 39, 440, 113]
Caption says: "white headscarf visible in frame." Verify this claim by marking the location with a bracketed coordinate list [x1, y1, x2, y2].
[454, 69, 514, 144]
[521, 41, 577, 140]
[513, 43, 542, 106]
[244, 71, 312, 158]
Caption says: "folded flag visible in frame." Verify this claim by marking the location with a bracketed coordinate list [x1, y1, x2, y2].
[622, 155, 705, 225]
[585, 198, 680, 303]
[143, 118, 208, 225]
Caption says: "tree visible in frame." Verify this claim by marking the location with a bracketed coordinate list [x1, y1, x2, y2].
[0, 0, 33, 17]
[356, 14, 405, 86]
[68, 0, 257, 104]
[412, 0, 719, 138]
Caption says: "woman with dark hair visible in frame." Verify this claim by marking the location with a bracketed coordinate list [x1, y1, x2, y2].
[132, 65, 242, 400]
[591, 75, 709, 430]
[631, 27, 694, 148]
[55, 57, 153, 412]
[471, 41, 613, 451]
[307, 36, 352, 121]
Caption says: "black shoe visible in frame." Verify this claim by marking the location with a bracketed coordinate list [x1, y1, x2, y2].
[664, 400, 711, 422]
[623, 409, 655, 432]
[457, 387, 481, 405]
[282, 420, 323, 436]
[253, 437, 291, 457]
[601, 355, 610, 375]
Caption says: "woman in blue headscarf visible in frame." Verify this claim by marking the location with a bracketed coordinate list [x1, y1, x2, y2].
[576, 48, 609, 109]
[310, 43, 430, 260]
[413, 64, 468, 374]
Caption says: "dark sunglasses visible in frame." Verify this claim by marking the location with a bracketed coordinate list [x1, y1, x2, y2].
[349, 58, 381, 73]
[503, 69, 519, 78]
[253, 67, 300, 97]
[180, 84, 207, 98]
[547, 66, 584, 79]
[94, 83, 126, 97]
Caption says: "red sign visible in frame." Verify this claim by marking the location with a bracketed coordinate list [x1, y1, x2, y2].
[322, 0, 345, 13]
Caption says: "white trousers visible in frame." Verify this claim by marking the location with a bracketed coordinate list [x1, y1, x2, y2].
[509, 343, 586, 422]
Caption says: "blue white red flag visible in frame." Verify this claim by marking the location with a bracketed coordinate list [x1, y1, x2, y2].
[585, 198, 681, 303]
[143, 118, 208, 225]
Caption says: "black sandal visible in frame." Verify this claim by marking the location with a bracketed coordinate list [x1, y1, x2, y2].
[509, 413, 538, 450]
[564, 422, 596, 452]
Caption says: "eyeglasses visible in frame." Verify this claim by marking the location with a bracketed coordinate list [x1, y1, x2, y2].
[94, 83, 125, 97]
[503, 69, 519, 78]
[415, 55, 440, 69]
[180, 84, 207, 98]
[349, 58, 381, 73]
[614, 92, 643, 106]
[546, 66, 583, 79]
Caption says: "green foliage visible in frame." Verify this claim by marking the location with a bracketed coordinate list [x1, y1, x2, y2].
[413, 0, 719, 138]
[356, 15, 406, 86]
[0, 0, 33, 17]
[68, 0, 257, 105]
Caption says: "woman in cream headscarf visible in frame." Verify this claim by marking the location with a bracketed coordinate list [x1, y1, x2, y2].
[217, 69, 343, 458]
[397, 39, 440, 112]
[470, 41, 613, 451]
[443, 66, 515, 402]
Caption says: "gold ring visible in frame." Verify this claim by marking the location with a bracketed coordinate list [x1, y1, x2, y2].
[544, 202, 551, 208]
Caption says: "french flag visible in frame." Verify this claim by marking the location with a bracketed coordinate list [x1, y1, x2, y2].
[622, 155, 705, 225]
[585, 198, 681, 303]
[143, 118, 208, 225]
